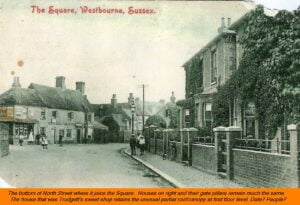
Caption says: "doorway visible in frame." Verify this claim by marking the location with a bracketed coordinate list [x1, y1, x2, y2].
[77, 129, 81, 143]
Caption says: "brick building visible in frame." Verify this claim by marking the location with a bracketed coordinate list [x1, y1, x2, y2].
[177, 10, 282, 140]
[0, 76, 107, 144]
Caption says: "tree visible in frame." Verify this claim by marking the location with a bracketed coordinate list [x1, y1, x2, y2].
[146, 115, 167, 128]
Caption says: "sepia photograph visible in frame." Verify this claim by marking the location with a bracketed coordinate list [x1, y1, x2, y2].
[0, 0, 299, 189]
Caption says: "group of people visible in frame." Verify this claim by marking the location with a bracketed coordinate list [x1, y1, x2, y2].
[130, 133, 145, 156]
[34, 133, 49, 149]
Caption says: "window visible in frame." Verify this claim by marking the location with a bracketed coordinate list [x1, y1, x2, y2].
[40, 127, 46, 135]
[87, 114, 92, 123]
[203, 103, 212, 128]
[52, 111, 57, 119]
[68, 112, 74, 121]
[165, 109, 170, 117]
[211, 50, 217, 83]
[40, 110, 46, 120]
[184, 109, 190, 128]
[244, 102, 256, 138]
[66, 129, 72, 138]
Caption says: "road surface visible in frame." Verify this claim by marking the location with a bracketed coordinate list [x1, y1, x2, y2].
[0, 143, 171, 188]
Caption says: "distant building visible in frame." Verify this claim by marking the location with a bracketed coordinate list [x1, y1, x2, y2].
[155, 91, 179, 128]
[91, 93, 165, 142]
[0, 76, 107, 144]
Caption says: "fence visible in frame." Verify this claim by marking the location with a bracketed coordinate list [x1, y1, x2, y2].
[146, 123, 300, 187]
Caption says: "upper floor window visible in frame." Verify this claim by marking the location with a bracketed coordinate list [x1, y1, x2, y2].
[68, 112, 74, 121]
[52, 111, 57, 119]
[211, 50, 217, 84]
[87, 113, 92, 123]
[40, 110, 46, 120]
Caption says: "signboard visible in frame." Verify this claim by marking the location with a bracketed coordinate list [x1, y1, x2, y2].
[0, 106, 14, 120]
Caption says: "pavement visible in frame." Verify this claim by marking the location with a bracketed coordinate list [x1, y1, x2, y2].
[124, 148, 244, 188]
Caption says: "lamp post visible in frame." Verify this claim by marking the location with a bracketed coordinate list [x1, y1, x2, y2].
[130, 101, 136, 135]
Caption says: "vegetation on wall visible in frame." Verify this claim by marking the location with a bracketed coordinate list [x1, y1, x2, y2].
[212, 6, 300, 136]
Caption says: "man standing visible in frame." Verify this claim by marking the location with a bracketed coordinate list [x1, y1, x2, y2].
[58, 134, 63, 147]
[138, 133, 145, 155]
[19, 133, 24, 146]
[129, 134, 136, 156]
[35, 133, 40, 145]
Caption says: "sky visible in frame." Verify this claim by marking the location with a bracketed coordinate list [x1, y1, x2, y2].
[0, 0, 299, 104]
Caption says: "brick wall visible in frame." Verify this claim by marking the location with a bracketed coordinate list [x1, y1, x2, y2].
[0, 123, 9, 157]
[233, 149, 295, 187]
[192, 144, 216, 174]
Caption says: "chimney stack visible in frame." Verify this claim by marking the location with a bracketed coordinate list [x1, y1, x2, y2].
[128, 93, 134, 105]
[12, 76, 21, 88]
[170, 91, 176, 104]
[111, 94, 117, 108]
[76, 81, 85, 95]
[135, 97, 140, 105]
[227, 17, 231, 27]
[218, 17, 227, 33]
[56, 76, 66, 90]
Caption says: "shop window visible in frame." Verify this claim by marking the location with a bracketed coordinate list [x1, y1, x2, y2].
[68, 112, 74, 121]
[211, 50, 217, 84]
[203, 103, 212, 128]
[40, 110, 46, 120]
[66, 129, 72, 138]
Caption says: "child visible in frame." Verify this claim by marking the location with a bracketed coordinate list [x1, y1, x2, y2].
[41, 135, 48, 149]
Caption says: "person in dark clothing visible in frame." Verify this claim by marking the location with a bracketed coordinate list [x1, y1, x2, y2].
[129, 134, 136, 156]
[58, 134, 63, 146]
[35, 133, 40, 145]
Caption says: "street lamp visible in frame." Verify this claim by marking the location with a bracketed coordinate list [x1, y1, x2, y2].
[130, 101, 136, 135]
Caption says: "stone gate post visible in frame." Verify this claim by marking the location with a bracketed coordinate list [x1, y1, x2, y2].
[287, 123, 300, 187]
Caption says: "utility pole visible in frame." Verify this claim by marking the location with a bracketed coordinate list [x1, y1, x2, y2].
[139, 84, 148, 134]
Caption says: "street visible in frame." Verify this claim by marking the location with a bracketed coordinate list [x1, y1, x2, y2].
[0, 144, 171, 188]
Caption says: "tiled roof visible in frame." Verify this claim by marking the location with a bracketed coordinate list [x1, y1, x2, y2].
[0, 84, 92, 112]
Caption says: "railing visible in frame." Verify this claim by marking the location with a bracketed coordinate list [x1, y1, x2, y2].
[234, 138, 290, 154]
[193, 136, 215, 146]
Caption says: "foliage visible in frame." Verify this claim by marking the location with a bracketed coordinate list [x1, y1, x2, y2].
[167, 104, 179, 129]
[198, 127, 212, 137]
[185, 57, 204, 99]
[212, 6, 300, 136]
[146, 115, 167, 128]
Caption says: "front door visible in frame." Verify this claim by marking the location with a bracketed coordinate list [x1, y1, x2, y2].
[77, 129, 81, 143]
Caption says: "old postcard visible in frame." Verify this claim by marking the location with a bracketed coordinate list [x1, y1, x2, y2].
[0, 0, 299, 192]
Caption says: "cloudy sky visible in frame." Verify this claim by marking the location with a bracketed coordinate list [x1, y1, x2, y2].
[0, 0, 299, 104]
